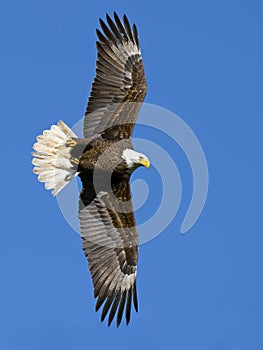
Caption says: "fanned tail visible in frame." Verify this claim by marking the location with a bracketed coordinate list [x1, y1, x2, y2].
[32, 120, 78, 196]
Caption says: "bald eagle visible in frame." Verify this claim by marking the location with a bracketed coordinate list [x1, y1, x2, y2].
[32, 13, 149, 326]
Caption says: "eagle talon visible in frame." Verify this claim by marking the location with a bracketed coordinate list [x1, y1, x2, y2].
[70, 157, 79, 165]
[66, 138, 77, 147]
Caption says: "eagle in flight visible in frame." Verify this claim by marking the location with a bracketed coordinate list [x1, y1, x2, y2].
[32, 13, 149, 326]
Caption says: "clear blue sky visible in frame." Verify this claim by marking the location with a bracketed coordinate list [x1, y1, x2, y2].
[1, 0, 263, 349]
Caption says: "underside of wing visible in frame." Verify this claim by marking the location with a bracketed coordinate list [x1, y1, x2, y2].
[83, 12, 147, 140]
[79, 184, 139, 327]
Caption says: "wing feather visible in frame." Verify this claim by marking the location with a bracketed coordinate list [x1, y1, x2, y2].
[108, 293, 121, 326]
[133, 281, 138, 312]
[123, 14, 135, 43]
[94, 262, 119, 298]
[113, 12, 129, 40]
[101, 294, 115, 322]
[126, 288, 132, 325]
[132, 24, 140, 49]
[117, 290, 127, 327]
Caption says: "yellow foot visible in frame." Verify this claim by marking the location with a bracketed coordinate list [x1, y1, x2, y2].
[66, 138, 77, 147]
[70, 157, 79, 165]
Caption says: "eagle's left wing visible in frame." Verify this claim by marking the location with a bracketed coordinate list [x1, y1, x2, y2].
[83, 12, 147, 140]
[79, 182, 139, 327]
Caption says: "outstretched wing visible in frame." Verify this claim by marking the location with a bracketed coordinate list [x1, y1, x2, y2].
[83, 12, 147, 140]
[79, 180, 139, 326]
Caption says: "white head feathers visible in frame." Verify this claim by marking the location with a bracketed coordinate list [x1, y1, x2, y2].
[121, 149, 150, 169]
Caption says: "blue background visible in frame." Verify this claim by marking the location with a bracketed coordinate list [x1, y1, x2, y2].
[1, 0, 263, 349]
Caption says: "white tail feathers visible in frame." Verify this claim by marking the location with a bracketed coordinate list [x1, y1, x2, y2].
[32, 120, 78, 196]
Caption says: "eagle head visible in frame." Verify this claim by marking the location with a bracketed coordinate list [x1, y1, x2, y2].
[121, 148, 150, 171]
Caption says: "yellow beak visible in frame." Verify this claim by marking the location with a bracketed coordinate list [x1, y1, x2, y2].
[139, 158, 150, 168]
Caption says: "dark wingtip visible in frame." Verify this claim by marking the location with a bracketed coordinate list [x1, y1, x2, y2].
[117, 290, 127, 327]
[99, 17, 116, 42]
[113, 12, 127, 39]
[113, 11, 120, 22]
[107, 293, 121, 326]
[125, 289, 132, 325]
[106, 13, 111, 22]
[123, 14, 134, 43]
[95, 294, 107, 312]
[101, 313, 106, 323]
[99, 17, 104, 27]
[96, 28, 107, 44]
[101, 295, 113, 322]
[133, 283, 139, 312]
[132, 23, 140, 49]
